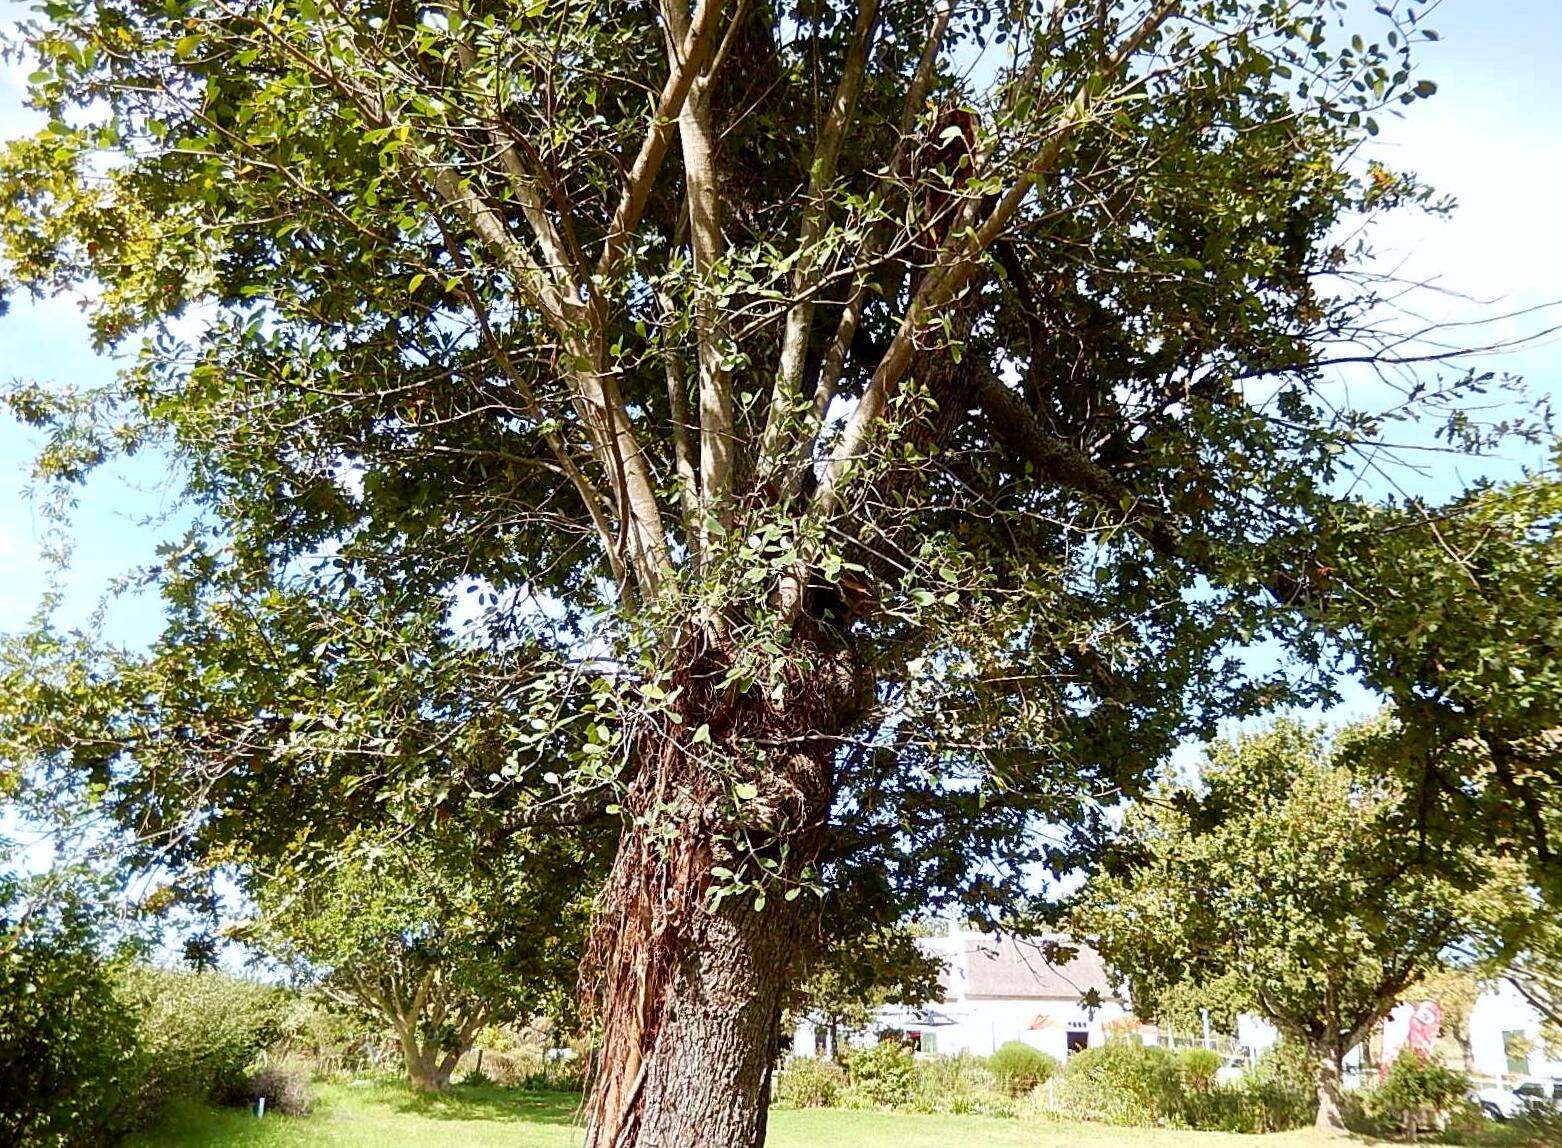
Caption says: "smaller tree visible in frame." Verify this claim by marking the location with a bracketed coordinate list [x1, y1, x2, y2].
[1077, 719, 1502, 1136]
[1410, 967, 1487, 1073]
[245, 833, 587, 1092]
[1368, 1052, 1469, 1140]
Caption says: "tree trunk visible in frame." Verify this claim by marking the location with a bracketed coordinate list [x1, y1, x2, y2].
[400, 1030, 465, 1092]
[1313, 1046, 1348, 1136]
[406, 1048, 446, 1092]
[590, 896, 794, 1147]
[580, 631, 868, 1148]
[1456, 1031, 1474, 1075]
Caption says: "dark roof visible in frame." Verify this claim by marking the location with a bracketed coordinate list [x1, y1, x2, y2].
[960, 935, 1117, 1000]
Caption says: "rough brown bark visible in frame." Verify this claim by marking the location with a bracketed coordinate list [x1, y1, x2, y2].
[581, 630, 868, 1148]
[590, 893, 795, 1147]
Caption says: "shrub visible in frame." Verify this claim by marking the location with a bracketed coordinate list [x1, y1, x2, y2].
[774, 1057, 846, 1108]
[0, 878, 141, 1147]
[519, 1052, 587, 1093]
[842, 1041, 918, 1108]
[120, 965, 290, 1118]
[1176, 1047, 1222, 1093]
[1045, 1039, 1183, 1126]
[1366, 1052, 1470, 1136]
[1245, 1038, 1315, 1095]
[1240, 1041, 1316, 1123]
[906, 1053, 1017, 1117]
[1177, 1078, 1313, 1133]
[1509, 1103, 1562, 1146]
[273, 996, 378, 1079]
[1021, 1039, 1316, 1134]
[988, 1041, 1058, 1096]
[244, 1057, 315, 1116]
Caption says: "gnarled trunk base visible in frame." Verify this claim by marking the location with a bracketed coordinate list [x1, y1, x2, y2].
[585, 896, 793, 1147]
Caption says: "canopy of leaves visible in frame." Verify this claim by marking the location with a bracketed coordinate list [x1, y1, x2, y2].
[0, 857, 141, 1146]
[0, 0, 1533, 943]
[1075, 719, 1514, 1061]
[1319, 468, 1562, 900]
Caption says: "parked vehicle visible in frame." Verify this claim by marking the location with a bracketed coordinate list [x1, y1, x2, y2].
[1473, 1078, 1562, 1120]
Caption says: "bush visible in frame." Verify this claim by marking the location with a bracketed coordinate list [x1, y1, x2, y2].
[1245, 1038, 1316, 1096]
[519, 1052, 587, 1093]
[1044, 1040, 1184, 1126]
[273, 996, 378, 1079]
[1176, 1047, 1222, 1093]
[1239, 1041, 1316, 1125]
[0, 877, 141, 1147]
[774, 1057, 846, 1108]
[1509, 1103, 1562, 1146]
[120, 965, 290, 1118]
[1366, 1052, 1470, 1136]
[244, 1057, 314, 1116]
[907, 1053, 1016, 1117]
[841, 1041, 918, 1108]
[988, 1041, 1058, 1096]
[1179, 1078, 1314, 1133]
[1025, 1040, 1314, 1134]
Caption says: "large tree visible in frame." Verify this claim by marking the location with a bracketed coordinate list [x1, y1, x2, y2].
[0, 0, 1536, 1142]
[244, 831, 590, 1091]
[1076, 719, 1508, 1135]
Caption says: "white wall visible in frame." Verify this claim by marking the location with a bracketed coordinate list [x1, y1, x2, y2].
[1468, 982, 1560, 1080]
[791, 997, 1132, 1060]
[932, 997, 1132, 1058]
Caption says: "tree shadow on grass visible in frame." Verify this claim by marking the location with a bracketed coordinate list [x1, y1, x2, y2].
[373, 1083, 583, 1126]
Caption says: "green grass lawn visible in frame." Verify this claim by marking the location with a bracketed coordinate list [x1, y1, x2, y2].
[124, 1082, 1499, 1148]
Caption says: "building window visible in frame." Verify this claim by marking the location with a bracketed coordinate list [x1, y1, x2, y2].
[1066, 1030, 1089, 1055]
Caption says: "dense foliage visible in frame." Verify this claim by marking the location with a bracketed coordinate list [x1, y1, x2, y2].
[0, 854, 293, 1146]
[0, 866, 140, 1147]
[838, 1041, 920, 1109]
[1076, 718, 1510, 1133]
[987, 1040, 1058, 1097]
[119, 964, 290, 1119]
[1365, 1052, 1470, 1138]
[1322, 469, 1562, 902]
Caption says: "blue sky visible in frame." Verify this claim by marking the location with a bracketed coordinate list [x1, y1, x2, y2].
[0, 0, 1559, 715]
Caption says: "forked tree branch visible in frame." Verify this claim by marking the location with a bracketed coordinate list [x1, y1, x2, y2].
[757, 0, 883, 464]
[815, 0, 1183, 516]
[597, 0, 730, 280]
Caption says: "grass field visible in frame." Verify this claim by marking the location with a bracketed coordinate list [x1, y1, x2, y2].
[123, 1083, 1498, 1148]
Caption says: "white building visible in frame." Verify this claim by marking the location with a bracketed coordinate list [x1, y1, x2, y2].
[792, 928, 1133, 1061]
[793, 927, 1559, 1086]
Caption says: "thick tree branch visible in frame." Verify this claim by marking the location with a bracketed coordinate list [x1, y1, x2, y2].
[596, 0, 729, 280]
[662, 0, 735, 542]
[758, 0, 882, 464]
[815, 0, 1182, 515]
